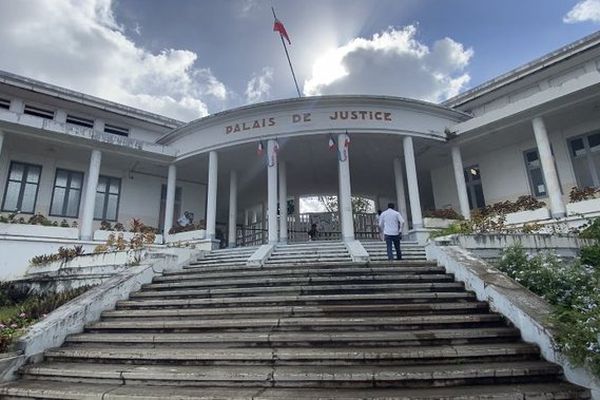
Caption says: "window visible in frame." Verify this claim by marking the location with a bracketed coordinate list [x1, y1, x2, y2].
[569, 132, 600, 187]
[50, 169, 83, 218]
[0, 98, 9, 110]
[104, 124, 129, 137]
[159, 184, 182, 230]
[94, 176, 121, 221]
[23, 104, 54, 120]
[66, 115, 94, 129]
[524, 149, 547, 197]
[2, 162, 42, 214]
[464, 165, 485, 209]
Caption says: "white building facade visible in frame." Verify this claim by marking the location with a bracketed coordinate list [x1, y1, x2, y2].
[2, 31, 600, 278]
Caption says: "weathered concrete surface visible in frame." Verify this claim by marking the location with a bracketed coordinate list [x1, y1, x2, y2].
[345, 240, 370, 263]
[0, 251, 191, 383]
[425, 242, 600, 399]
[247, 244, 274, 266]
[436, 233, 596, 261]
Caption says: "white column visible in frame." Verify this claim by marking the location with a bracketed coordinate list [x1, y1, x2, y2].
[279, 161, 288, 243]
[267, 140, 279, 244]
[403, 136, 423, 229]
[451, 146, 471, 219]
[338, 132, 355, 241]
[532, 117, 566, 217]
[228, 170, 238, 248]
[163, 164, 177, 239]
[393, 157, 409, 234]
[206, 151, 218, 239]
[0, 130, 5, 157]
[80, 149, 102, 240]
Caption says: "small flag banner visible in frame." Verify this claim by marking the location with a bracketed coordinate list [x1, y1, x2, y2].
[338, 132, 350, 162]
[268, 140, 280, 167]
[257, 141, 264, 156]
[328, 135, 336, 151]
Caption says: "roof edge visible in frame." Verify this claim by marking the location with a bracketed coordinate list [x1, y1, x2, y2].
[443, 30, 600, 109]
[0, 69, 185, 129]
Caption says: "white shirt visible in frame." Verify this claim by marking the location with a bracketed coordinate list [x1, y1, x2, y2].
[378, 208, 405, 236]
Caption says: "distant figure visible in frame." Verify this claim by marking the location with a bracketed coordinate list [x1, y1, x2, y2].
[376, 209, 384, 241]
[308, 223, 318, 241]
[378, 203, 405, 261]
[177, 211, 194, 227]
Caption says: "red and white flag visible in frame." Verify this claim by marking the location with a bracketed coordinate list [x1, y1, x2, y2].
[273, 18, 291, 45]
[328, 136, 336, 151]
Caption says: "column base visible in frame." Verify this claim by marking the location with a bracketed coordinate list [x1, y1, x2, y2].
[551, 211, 566, 219]
[406, 228, 429, 245]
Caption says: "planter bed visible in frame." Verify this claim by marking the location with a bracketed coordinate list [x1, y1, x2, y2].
[26, 249, 147, 275]
[93, 230, 163, 244]
[0, 223, 79, 240]
[423, 217, 458, 229]
[166, 229, 206, 243]
[566, 197, 600, 216]
[504, 207, 550, 225]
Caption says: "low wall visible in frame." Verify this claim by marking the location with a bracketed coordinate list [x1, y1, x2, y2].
[426, 243, 600, 398]
[435, 233, 595, 261]
[0, 235, 99, 280]
[0, 250, 190, 382]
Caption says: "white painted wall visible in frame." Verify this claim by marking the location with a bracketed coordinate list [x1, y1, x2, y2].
[431, 124, 585, 211]
[0, 146, 206, 231]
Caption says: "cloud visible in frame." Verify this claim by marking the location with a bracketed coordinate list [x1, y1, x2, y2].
[245, 67, 274, 103]
[303, 25, 473, 103]
[564, 0, 600, 23]
[0, 0, 229, 121]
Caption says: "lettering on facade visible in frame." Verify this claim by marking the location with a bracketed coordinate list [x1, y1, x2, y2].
[224, 111, 392, 134]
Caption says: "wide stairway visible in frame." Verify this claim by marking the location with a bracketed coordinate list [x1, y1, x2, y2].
[0, 247, 589, 398]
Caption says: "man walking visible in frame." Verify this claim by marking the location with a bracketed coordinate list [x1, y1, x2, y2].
[378, 203, 405, 261]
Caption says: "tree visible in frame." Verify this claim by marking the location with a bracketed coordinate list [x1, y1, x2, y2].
[317, 195, 374, 213]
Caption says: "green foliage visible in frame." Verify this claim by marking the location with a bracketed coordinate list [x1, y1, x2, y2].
[579, 218, 600, 241]
[570, 186, 599, 203]
[29, 245, 85, 266]
[0, 286, 91, 352]
[581, 245, 600, 268]
[497, 244, 600, 376]
[423, 208, 463, 220]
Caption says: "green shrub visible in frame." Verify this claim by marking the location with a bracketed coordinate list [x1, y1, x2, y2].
[497, 244, 600, 376]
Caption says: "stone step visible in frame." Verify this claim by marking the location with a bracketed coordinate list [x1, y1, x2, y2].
[159, 265, 446, 281]
[101, 301, 488, 320]
[19, 360, 562, 388]
[44, 343, 539, 366]
[268, 253, 351, 259]
[144, 274, 456, 290]
[130, 282, 466, 299]
[116, 291, 478, 309]
[85, 314, 503, 332]
[180, 260, 437, 274]
[66, 327, 519, 348]
[1, 380, 589, 400]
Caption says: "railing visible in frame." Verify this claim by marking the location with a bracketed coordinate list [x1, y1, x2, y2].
[235, 212, 380, 246]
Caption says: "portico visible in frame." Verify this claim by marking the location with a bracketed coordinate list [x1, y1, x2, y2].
[158, 96, 469, 247]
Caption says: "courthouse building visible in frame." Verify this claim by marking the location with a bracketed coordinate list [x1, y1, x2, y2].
[1, 31, 600, 276]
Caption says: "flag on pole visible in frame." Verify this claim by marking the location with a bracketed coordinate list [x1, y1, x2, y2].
[273, 18, 291, 45]
[328, 135, 336, 151]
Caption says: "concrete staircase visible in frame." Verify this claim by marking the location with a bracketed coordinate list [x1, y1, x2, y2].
[266, 241, 352, 265]
[0, 245, 590, 399]
[361, 240, 427, 262]
[191, 246, 259, 268]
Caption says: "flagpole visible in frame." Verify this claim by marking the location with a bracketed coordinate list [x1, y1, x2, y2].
[272, 7, 302, 98]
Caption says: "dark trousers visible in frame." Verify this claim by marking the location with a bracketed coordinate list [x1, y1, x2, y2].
[385, 234, 402, 260]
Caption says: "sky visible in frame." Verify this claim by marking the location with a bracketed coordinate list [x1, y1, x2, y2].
[0, 0, 599, 122]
